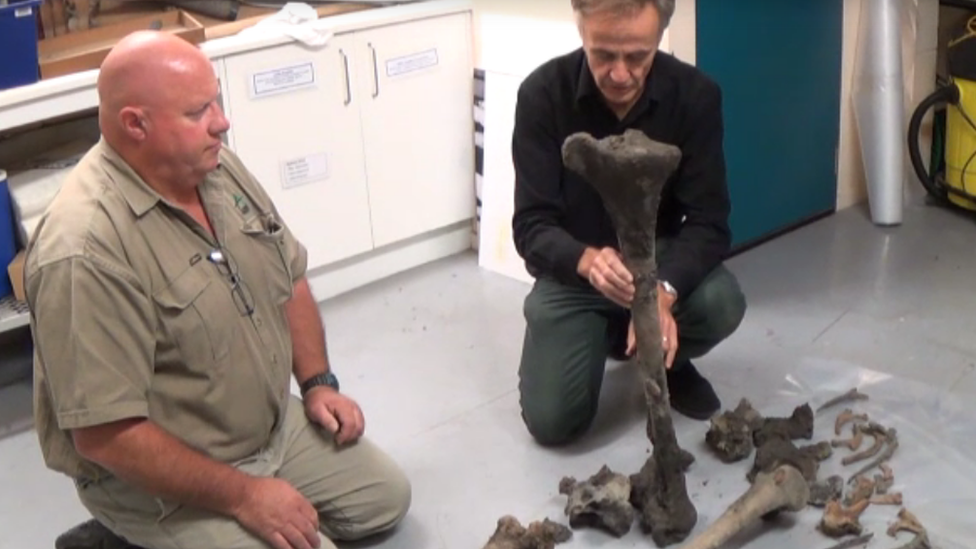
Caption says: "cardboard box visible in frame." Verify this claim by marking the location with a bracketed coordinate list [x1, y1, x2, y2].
[8, 250, 25, 302]
[37, 10, 205, 79]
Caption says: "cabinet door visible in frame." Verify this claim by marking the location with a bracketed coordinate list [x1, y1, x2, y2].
[354, 13, 475, 248]
[221, 35, 374, 270]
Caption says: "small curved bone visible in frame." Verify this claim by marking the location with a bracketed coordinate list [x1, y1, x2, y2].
[835, 409, 869, 436]
[870, 492, 903, 505]
[817, 388, 870, 414]
[841, 423, 887, 465]
[874, 463, 894, 494]
[848, 428, 899, 483]
[831, 425, 864, 451]
[887, 508, 931, 549]
[819, 498, 870, 538]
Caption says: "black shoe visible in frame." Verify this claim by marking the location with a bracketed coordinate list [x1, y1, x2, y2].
[667, 360, 721, 420]
[55, 519, 142, 549]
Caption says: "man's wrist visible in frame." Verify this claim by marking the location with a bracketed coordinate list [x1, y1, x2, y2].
[299, 371, 340, 396]
[658, 281, 678, 309]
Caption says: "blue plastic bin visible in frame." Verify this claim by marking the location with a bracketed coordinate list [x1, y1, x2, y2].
[0, 0, 42, 92]
[0, 170, 17, 298]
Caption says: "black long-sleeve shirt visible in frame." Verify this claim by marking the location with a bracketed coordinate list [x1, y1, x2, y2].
[511, 48, 732, 299]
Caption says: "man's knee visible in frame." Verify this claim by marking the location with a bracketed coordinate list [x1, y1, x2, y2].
[520, 400, 596, 446]
[690, 268, 747, 341]
[354, 464, 412, 538]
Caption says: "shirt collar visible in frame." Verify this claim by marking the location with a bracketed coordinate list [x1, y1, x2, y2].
[98, 138, 161, 217]
[574, 50, 670, 118]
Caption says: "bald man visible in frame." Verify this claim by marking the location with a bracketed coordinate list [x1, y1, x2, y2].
[26, 32, 410, 549]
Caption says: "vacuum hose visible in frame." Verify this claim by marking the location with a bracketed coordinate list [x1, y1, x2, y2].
[907, 84, 958, 202]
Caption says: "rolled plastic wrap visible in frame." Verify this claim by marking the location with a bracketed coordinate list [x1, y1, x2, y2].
[853, 0, 906, 225]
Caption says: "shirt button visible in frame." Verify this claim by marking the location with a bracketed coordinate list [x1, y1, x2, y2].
[256, 317, 263, 327]
[272, 354, 278, 364]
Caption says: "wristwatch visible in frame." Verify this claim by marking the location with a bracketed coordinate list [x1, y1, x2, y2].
[661, 280, 678, 298]
[300, 371, 340, 396]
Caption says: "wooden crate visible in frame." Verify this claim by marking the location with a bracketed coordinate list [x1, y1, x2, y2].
[37, 9, 205, 79]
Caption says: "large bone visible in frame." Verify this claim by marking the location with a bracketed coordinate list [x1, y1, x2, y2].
[678, 465, 809, 549]
[562, 129, 696, 545]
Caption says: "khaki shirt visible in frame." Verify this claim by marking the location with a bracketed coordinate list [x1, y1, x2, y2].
[25, 138, 308, 480]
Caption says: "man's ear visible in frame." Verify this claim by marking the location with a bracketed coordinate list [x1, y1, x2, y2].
[119, 107, 148, 141]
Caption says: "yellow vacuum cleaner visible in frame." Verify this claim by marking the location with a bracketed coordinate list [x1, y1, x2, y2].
[909, 15, 976, 211]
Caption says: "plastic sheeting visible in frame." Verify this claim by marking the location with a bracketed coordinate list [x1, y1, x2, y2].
[853, 0, 916, 226]
[681, 357, 976, 549]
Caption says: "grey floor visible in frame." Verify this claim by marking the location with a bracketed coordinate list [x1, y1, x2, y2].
[2, 190, 976, 549]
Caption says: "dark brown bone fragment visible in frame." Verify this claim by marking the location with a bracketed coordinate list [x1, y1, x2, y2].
[558, 465, 635, 537]
[705, 398, 764, 463]
[563, 129, 695, 546]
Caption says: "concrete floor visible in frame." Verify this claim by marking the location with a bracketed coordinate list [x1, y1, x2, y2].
[2, 193, 976, 549]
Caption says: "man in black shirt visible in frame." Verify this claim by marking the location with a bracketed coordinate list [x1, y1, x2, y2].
[511, 0, 746, 445]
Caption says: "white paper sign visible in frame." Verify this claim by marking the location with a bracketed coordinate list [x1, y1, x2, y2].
[281, 153, 329, 189]
[250, 62, 316, 99]
[386, 49, 439, 78]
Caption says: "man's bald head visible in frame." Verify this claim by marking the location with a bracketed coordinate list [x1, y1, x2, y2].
[95, 30, 229, 197]
[98, 31, 211, 135]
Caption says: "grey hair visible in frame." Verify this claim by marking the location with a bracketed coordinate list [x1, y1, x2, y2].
[571, 0, 675, 30]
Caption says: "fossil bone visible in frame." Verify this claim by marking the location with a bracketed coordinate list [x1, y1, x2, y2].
[808, 475, 844, 507]
[481, 515, 572, 549]
[558, 465, 635, 537]
[705, 398, 764, 463]
[831, 424, 865, 451]
[870, 492, 903, 505]
[563, 129, 695, 546]
[753, 403, 814, 447]
[677, 465, 809, 549]
[874, 463, 894, 494]
[848, 428, 899, 483]
[834, 409, 869, 436]
[819, 498, 871, 538]
[841, 422, 888, 465]
[887, 508, 932, 549]
[817, 388, 870, 414]
[843, 475, 876, 506]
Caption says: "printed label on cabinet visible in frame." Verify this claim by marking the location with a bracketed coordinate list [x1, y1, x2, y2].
[250, 62, 316, 99]
[281, 153, 329, 189]
[386, 49, 439, 78]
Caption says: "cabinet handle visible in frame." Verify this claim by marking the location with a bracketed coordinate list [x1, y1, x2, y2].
[369, 42, 380, 98]
[340, 48, 351, 106]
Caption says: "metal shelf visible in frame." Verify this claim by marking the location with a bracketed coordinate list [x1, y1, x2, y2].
[0, 296, 29, 334]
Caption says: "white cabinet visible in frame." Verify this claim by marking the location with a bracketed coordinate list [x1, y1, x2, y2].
[354, 12, 475, 247]
[221, 34, 375, 269]
[221, 11, 475, 272]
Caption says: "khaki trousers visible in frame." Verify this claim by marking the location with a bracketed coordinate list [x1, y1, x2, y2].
[76, 395, 411, 549]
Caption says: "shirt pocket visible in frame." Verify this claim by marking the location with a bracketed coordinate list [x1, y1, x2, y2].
[152, 264, 234, 365]
[241, 215, 294, 306]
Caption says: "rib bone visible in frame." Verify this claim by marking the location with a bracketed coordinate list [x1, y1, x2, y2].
[678, 465, 809, 549]
[562, 129, 695, 545]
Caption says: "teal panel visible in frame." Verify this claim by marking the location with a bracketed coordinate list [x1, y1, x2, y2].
[696, 0, 843, 247]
